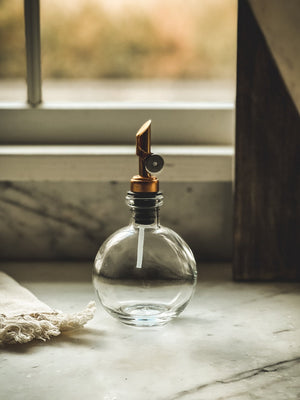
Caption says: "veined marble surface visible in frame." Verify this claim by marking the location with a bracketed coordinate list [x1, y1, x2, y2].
[0, 181, 232, 261]
[0, 263, 299, 400]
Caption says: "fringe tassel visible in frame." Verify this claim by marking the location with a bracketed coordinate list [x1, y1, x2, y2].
[0, 301, 96, 345]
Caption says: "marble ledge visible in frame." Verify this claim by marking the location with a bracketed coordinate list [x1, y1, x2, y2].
[0, 262, 299, 400]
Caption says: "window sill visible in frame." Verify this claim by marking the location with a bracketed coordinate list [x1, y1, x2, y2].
[0, 102, 234, 145]
[1, 262, 299, 400]
[0, 145, 233, 182]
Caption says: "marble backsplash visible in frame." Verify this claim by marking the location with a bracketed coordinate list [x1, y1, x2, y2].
[0, 181, 232, 261]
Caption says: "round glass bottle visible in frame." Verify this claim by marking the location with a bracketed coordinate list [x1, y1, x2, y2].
[93, 192, 197, 327]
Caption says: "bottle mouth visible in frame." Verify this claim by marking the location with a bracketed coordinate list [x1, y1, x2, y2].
[126, 192, 163, 225]
[126, 191, 163, 209]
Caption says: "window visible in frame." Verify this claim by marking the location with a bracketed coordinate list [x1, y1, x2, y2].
[0, 0, 26, 102]
[0, 0, 235, 181]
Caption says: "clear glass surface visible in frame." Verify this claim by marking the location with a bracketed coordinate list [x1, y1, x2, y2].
[40, 0, 236, 103]
[93, 193, 197, 327]
[0, 0, 26, 101]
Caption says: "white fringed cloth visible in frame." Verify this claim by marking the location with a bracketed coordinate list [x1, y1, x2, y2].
[0, 271, 96, 345]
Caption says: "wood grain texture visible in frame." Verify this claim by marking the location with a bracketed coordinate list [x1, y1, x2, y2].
[233, 0, 300, 280]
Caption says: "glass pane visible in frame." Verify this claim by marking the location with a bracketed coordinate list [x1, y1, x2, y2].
[41, 0, 237, 103]
[0, 0, 26, 101]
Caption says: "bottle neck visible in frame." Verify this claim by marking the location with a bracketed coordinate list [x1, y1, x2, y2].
[126, 191, 163, 227]
[131, 208, 159, 227]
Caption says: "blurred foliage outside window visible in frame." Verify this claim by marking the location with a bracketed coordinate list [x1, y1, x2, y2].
[0, 0, 26, 79]
[0, 0, 237, 80]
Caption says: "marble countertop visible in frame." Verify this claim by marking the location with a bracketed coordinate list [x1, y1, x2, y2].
[0, 263, 299, 400]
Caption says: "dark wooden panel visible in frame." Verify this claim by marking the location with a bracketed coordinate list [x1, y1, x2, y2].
[233, 0, 300, 280]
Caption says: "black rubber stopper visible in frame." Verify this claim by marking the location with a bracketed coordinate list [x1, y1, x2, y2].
[128, 191, 161, 225]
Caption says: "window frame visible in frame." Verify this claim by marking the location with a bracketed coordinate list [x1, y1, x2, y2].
[0, 0, 235, 182]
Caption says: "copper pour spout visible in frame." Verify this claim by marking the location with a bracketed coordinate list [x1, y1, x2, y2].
[136, 120, 151, 178]
[130, 120, 164, 193]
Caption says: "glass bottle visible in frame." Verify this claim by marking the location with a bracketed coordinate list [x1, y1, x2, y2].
[93, 121, 197, 327]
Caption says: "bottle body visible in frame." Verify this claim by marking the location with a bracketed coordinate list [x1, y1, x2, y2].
[93, 193, 197, 327]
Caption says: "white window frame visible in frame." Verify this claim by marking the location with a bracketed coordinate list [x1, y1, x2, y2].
[0, 0, 234, 182]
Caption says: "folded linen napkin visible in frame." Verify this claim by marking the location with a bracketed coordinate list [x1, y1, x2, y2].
[0, 271, 96, 345]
